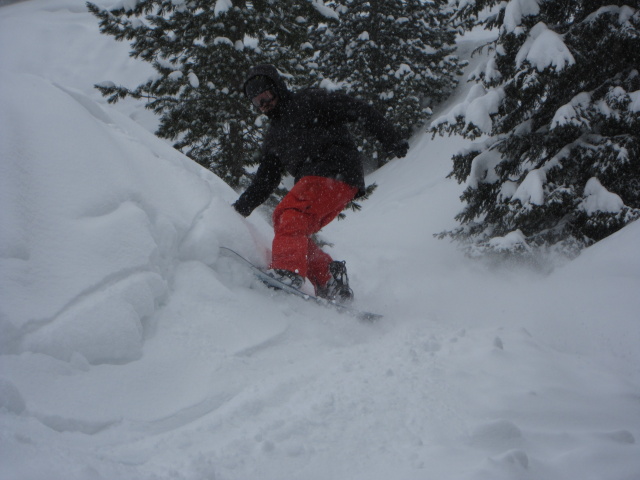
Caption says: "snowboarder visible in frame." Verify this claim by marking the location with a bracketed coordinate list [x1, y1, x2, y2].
[233, 64, 408, 302]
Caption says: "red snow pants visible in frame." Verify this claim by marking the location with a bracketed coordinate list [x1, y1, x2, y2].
[271, 176, 358, 288]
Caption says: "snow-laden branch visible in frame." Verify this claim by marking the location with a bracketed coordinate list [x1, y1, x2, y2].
[580, 178, 625, 215]
[311, 0, 339, 20]
[503, 0, 540, 33]
[432, 84, 505, 134]
[516, 22, 575, 72]
[214, 0, 232, 17]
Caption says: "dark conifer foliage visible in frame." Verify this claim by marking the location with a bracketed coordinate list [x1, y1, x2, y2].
[87, 0, 330, 188]
[312, 0, 464, 168]
[434, 0, 640, 258]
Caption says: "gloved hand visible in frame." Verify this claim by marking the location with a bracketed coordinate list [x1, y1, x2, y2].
[385, 140, 409, 158]
[233, 201, 251, 218]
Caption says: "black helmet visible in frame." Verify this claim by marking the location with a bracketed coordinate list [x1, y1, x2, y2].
[243, 64, 290, 101]
[244, 75, 276, 99]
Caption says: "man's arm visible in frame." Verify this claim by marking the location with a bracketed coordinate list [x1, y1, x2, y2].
[233, 154, 282, 217]
[324, 91, 408, 156]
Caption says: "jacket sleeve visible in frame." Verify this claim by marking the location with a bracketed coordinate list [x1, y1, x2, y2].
[324, 91, 403, 148]
[233, 153, 282, 217]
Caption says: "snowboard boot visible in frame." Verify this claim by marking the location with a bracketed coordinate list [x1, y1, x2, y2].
[317, 260, 354, 303]
[266, 269, 316, 296]
[266, 268, 304, 289]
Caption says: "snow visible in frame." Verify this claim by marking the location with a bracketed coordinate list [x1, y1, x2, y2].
[631, 90, 640, 112]
[488, 230, 531, 252]
[551, 92, 591, 129]
[188, 72, 200, 88]
[214, 0, 232, 18]
[512, 169, 546, 206]
[1, 2, 640, 480]
[432, 83, 505, 133]
[213, 36, 233, 47]
[469, 54, 501, 83]
[515, 22, 575, 72]
[503, 0, 540, 33]
[585, 5, 637, 25]
[311, 0, 339, 21]
[581, 178, 625, 215]
[467, 144, 502, 187]
[394, 63, 414, 79]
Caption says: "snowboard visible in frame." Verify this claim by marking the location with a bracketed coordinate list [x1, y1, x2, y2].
[219, 246, 382, 322]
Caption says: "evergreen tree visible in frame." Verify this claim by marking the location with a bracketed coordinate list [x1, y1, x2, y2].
[311, 0, 463, 169]
[433, 0, 640, 258]
[86, 0, 333, 188]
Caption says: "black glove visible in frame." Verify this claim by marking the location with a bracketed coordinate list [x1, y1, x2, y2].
[233, 201, 252, 218]
[385, 140, 409, 158]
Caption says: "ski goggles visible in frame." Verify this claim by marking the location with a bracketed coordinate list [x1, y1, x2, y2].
[252, 89, 276, 109]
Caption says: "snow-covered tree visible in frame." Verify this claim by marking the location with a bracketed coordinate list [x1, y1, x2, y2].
[312, 0, 463, 168]
[87, 0, 334, 188]
[433, 0, 640, 258]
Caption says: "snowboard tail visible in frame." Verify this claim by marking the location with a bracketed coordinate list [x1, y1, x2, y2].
[219, 246, 382, 322]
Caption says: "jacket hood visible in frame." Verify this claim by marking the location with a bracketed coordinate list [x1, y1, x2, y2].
[243, 64, 291, 101]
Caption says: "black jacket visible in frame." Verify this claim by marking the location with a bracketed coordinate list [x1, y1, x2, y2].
[234, 65, 403, 217]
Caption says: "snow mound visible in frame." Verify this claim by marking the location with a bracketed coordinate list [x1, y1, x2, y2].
[0, 69, 271, 363]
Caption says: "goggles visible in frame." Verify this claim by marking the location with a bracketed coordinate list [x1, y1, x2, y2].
[252, 89, 276, 109]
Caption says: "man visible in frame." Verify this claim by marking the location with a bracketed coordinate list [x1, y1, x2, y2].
[233, 64, 408, 302]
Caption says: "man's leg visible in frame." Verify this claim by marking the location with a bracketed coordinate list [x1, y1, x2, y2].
[271, 176, 357, 282]
[306, 240, 333, 288]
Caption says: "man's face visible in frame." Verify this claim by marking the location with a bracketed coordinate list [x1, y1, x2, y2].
[252, 89, 278, 114]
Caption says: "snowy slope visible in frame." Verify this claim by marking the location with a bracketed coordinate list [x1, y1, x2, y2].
[1, 1, 639, 480]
